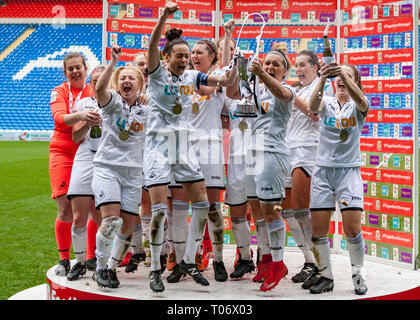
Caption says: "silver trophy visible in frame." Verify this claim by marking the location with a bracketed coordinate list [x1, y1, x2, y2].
[233, 13, 266, 118]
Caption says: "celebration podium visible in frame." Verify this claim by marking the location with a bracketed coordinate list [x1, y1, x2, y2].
[37, 246, 420, 300]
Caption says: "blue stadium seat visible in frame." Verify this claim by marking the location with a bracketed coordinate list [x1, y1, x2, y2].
[0, 23, 102, 130]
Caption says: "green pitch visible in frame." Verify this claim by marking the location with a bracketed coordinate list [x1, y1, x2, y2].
[0, 141, 61, 300]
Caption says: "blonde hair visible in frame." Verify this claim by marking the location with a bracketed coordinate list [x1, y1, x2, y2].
[110, 66, 145, 94]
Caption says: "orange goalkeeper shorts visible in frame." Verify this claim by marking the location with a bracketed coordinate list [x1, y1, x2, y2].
[49, 150, 75, 199]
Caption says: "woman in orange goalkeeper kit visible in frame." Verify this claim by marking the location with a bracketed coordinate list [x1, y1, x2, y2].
[49, 52, 101, 276]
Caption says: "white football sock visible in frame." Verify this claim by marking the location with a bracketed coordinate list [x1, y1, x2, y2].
[150, 203, 167, 272]
[312, 237, 333, 280]
[207, 202, 224, 262]
[72, 226, 87, 264]
[131, 223, 143, 255]
[231, 217, 251, 260]
[294, 208, 315, 264]
[95, 216, 122, 271]
[166, 210, 174, 252]
[172, 200, 189, 263]
[347, 232, 365, 276]
[107, 233, 131, 270]
[183, 200, 209, 264]
[254, 219, 271, 255]
[140, 213, 151, 246]
[266, 218, 285, 262]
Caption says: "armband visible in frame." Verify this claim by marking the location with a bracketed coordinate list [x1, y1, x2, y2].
[196, 72, 209, 88]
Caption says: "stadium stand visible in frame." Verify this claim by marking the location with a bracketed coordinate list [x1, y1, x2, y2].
[0, 1, 102, 131]
[0, 0, 102, 18]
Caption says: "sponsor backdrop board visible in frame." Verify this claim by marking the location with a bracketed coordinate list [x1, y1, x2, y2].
[340, 0, 418, 268]
[102, 0, 419, 268]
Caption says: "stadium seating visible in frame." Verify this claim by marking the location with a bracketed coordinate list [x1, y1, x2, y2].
[0, 0, 102, 18]
[0, 23, 102, 130]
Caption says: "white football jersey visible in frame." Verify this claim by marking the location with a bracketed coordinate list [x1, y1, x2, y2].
[188, 68, 228, 142]
[286, 78, 334, 149]
[93, 91, 148, 168]
[250, 83, 296, 154]
[147, 62, 203, 134]
[225, 99, 254, 157]
[73, 96, 102, 162]
[316, 96, 369, 167]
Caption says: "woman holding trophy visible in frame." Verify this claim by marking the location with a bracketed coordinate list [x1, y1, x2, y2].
[227, 43, 296, 292]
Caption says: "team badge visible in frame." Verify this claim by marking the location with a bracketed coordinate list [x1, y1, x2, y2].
[50, 91, 58, 103]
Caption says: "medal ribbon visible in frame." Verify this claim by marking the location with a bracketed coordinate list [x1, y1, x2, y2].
[68, 82, 86, 114]
[167, 70, 182, 109]
[333, 99, 348, 131]
[122, 100, 139, 133]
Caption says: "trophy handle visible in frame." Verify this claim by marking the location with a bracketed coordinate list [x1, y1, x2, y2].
[233, 13, 266, 64]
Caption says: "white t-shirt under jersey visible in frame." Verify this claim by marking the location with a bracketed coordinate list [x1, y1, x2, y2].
[251, 82, 296, 154]
[286, 78, 334, 149]
[147, 62, 205, 134]
[73, 96, 102, 162]
[316, 96, 369, 167]
[94, 91, 148, 168]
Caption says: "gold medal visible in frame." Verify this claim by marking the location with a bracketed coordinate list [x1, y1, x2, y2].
[119, 130, 129, 141]
[339, 130, 348, 142]
[238, 120, 248, 131]
[173, 103, 182, 115]
[192, 102, 199, 114]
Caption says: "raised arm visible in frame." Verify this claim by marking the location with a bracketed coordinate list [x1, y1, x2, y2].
[309, 65, 329, 114]
[222, 19, 234, 67]
[223, 20, 241, 100]
[206, 61, 237, 88]
[147, 2, 179, 73]
[96, 46, 121, 107]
